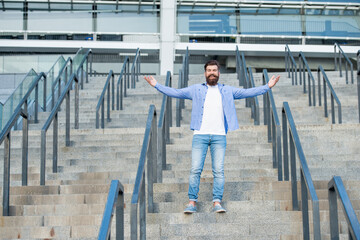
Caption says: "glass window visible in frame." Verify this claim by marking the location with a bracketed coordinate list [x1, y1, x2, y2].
[178, 6, 237, 34]
[178, 14, 237, 34]
[73, 4, 92, 11]
[28, 11, 92, 32]
[0, 11, 23, 31]
[97, 11, 159, 33]
[97, 5, 159, 33]
[239, 15, 302, 36]
[28, 3, 48, 10]
[305, 15, 360, 37]
[3, 2, 23, 10]
[51, 3, 72, 10]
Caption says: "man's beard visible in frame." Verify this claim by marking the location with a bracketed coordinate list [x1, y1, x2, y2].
[206, 74, 219, 86]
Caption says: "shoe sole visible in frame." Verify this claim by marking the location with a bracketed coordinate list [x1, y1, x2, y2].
[215, 209, 226, 213]
[184, 210, 196, 214]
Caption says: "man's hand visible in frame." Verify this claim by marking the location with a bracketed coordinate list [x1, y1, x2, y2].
[268, 75, 280, 88]
[144, 76, 157, 87]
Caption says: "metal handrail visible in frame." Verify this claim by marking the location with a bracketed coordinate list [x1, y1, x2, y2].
[157, 71, 172, 183]
[176, 47, 189, 127]
[117, 56, 130, 110]
[0, 72, 46, 216]
[73, 48, 93, 89]
[236, 48, 253, 108]
[299, 52, 317, 106]
[328, 176, 360, 240]
[39, 49, 92, 185]
[96, 70, 115, 129]
[318, 66, 342, 124]
[238, 49, 248, 88]
[130, 105, 157, 240]
[334, 43, 354, 84]
[262, 69, 282, 181]
[236, 46, 241, 85]
[282, 102, 321, 240]
[247, 67, 260, 125]
[236, 47, 259, 124]
[285, 44, 298, 85]
[98, 180, 125, 240]
[51, 57, 73, 110]
[131, 48, 141, 89]
[40, 73, 79, 186]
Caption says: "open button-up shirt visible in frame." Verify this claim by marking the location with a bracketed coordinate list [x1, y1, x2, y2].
[154, 82, 270, 133]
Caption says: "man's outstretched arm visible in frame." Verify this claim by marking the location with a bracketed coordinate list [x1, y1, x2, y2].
[144, 75, 193, 100]
[233, 75, 280, 99]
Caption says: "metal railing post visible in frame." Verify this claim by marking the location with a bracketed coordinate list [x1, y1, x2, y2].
[101, 99, 105, 128]
[53, 113, 58, 173]
[81, 66, 84, 90]
[66, 90, 70, 146]
[339, 53, 343, 77]
[289, 131, 298, 211]
[168, 76, 173, 128]
[86, 57, 89, 83]
[334, 44, 337, 71]
[43, 75, 47, 111]
[328, 180, 339, 238]
[275, 122, 282, 181]
[22, 100, 28, 186]
[35, 83, 39, 123]
[96, 110, 100, 129]
[116, 188, 125, 240]
[90, 51, 93, 77]
[75, 78, 79, 129]
[282, 109, 289, 181]
[130, 204, 138, 240]
[176, 70, 182, 127]
[3, 132, 10, 216]
[301, 172, 310, 239]
[119, 76, 123, 110]
[111, 73, 115, 111]
[271, 116, 276, 168]
[147, 111, 157, 212]
[40, 130, 46, 185]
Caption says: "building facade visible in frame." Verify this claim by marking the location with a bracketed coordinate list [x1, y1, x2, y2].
[0, 0, 359, 74]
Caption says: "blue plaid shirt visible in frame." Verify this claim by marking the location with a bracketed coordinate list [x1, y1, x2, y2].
[154, 82, 270, 133]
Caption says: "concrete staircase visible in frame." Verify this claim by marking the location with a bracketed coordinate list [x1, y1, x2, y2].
[0, 69, 358, 239]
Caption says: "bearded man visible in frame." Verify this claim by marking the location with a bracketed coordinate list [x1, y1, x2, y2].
[144, 60, 280, 213]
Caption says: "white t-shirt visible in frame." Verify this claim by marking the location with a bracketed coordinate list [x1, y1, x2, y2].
[194, 84, 226, 135]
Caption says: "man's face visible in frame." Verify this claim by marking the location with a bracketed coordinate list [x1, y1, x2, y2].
[205, 65, 220, 86]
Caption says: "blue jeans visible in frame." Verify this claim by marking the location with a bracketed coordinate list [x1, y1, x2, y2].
[188, 134, 226, 203]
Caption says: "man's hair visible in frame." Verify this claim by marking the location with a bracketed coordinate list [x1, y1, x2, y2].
[204, 60, 220, 71]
